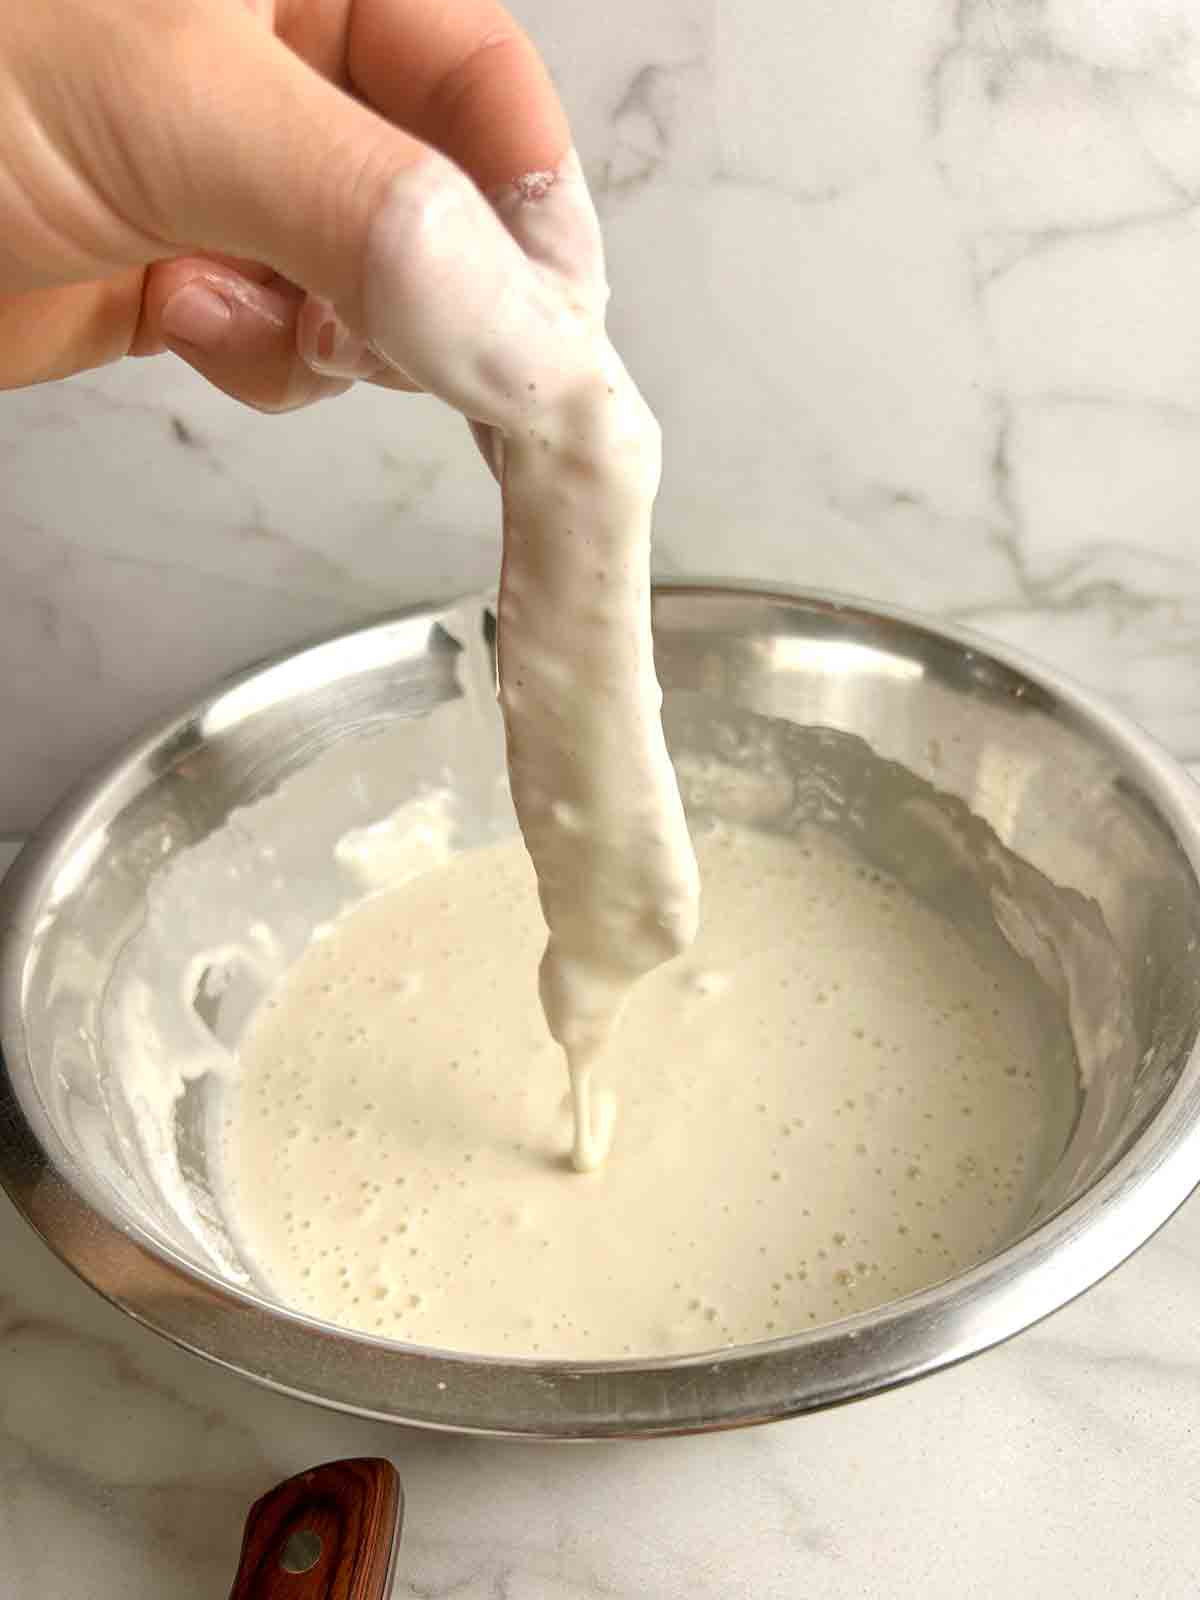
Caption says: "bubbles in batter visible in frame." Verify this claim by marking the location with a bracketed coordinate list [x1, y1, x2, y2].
[221, 821, 1078, 1358]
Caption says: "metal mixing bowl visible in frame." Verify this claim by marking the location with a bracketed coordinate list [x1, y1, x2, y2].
[3, 584, 1200, 1438]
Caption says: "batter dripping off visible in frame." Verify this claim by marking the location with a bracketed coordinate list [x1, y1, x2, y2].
[361, 150, 700, 1169]
[223, 823, 1077, 1357]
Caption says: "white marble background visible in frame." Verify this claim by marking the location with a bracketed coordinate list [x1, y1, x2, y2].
[7, 1, 1200, 828]
[5, 1, 1200, 1594]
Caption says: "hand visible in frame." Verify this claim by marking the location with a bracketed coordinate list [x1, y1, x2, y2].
[0, 0, 570, 413]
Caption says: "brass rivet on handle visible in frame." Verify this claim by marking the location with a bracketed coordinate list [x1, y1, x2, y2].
[279, 1528, 322, 1574]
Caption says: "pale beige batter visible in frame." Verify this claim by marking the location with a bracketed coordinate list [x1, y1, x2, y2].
[223, 821, 1076, 1358]
[362, 150, 700, 1170]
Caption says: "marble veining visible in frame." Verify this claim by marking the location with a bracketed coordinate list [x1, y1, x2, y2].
[6, 3, 1200, 826]
[5, 0, 1200, 1592]
[1, 1009, 1198, 1598]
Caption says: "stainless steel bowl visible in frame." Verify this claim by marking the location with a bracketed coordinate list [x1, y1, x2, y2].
[3, 584, 1200, 1438]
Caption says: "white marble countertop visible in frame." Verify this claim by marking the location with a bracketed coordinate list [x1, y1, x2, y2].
[6, 0, 1200, 1592]
[4, 826, 1200, 1598]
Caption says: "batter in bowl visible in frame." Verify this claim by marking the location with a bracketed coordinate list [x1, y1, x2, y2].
[222, 820, 1077, 1358]
[223, 159, 1073, 1356]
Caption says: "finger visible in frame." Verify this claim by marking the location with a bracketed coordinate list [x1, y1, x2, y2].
[344, 0, 570, 193]
[149, 12, 580, 422]
[47, 2, 584, 419]
[295, 295, 419, 388]
[0, 271, 144, 388]
[138, 252, 419, 405]
[39, 1, 423, 315]
[143, 259, 351, 413]
[145, 254, 422, 391]
[84, 0, 573, 313]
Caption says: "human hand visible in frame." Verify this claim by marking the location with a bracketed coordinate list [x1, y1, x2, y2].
[0, 0, 588, 415]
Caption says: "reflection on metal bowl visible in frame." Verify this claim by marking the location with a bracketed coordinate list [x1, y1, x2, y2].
[2, 584, 1199, 1437]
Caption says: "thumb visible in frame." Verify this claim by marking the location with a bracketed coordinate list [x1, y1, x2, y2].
[158, 13, 608, 427]
[86, 0, 597, 420]
[98, 4, 430, 318]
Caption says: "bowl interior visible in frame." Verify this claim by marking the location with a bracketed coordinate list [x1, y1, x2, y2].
[4, 586, 1200, 1433]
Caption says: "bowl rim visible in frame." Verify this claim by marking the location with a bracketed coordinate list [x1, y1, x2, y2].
[3, 580, 1200, 1438]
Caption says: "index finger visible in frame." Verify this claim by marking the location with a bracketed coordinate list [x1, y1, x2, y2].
[345, 0, 571, 194]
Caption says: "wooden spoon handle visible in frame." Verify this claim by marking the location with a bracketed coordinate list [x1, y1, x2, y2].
[227, 1458, 403, 1600]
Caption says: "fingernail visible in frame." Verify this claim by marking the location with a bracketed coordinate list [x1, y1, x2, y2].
[297, 297, 379, 379]
[161, 282, 233, 349]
